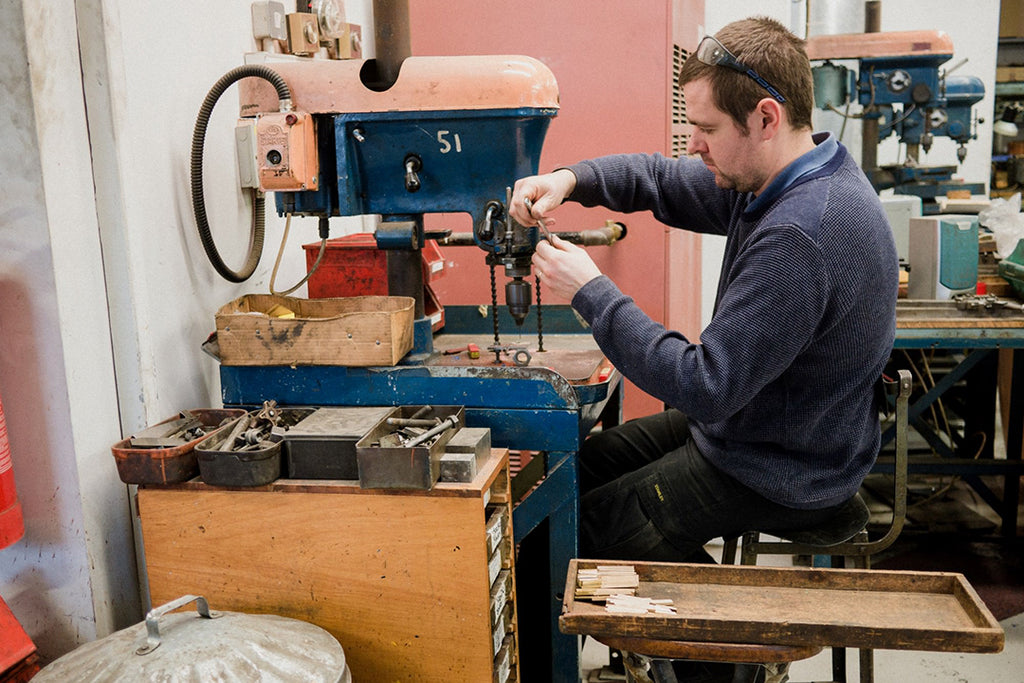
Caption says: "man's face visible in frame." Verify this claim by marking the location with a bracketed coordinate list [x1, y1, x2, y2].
[684, 78, 767, 194]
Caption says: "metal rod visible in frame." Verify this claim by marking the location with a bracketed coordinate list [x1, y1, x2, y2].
[372, 0, 411, 89]
[223, 415, 251, 451]
[403, 415, 458, 447]
[439, 223, 626, 247]
[861, 0, 881, 174]
[386, 417, 440, 428]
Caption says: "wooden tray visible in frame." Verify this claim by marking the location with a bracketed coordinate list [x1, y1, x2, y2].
[560, 560, 1004, 654]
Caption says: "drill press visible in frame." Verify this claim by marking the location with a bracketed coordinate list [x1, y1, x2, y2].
[807, 29, 986, 212]
[197, 18, 624, 681]
[237, 54, 562, 356]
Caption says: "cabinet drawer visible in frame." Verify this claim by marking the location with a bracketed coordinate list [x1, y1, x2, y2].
[485, 505, 508, 556]
[489, 569, 512, 625]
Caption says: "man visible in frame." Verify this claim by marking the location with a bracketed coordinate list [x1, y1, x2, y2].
[510, 16, 898, 567]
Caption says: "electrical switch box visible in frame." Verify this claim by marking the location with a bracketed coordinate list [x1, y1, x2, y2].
[255, 111, 319, 192]
[251, 1, 287, 41]
[235, 120, 259, 189]
[287, 12, 320, 55]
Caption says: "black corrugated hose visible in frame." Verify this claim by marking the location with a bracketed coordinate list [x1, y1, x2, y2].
[190, 65, 291, 282]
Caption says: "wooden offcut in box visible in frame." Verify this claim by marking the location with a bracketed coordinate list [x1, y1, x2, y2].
[215, 294, 414, 366]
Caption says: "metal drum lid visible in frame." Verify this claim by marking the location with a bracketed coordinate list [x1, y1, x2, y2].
[33, 596, 351, 683]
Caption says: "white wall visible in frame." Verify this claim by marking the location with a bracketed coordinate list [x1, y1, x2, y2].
[0, 0, 375, 662]
[699, 0, 1000, 328]
[0, 0, 129, 658]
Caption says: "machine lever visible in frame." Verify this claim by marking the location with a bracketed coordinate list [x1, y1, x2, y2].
[404, 155, 422, 192]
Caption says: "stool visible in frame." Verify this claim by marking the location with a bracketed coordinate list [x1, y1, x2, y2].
[597, 636, 822, 683]
[578, 371, 912, 683]
[721, 369, 912, 683]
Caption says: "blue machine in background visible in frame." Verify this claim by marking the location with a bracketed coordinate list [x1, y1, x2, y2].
[807, 30, 986, 211]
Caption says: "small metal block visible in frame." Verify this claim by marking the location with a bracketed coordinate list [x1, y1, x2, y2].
[445, 427, 490, 456]
[439, 452, 476, 482]
[439, 427, 490, 482]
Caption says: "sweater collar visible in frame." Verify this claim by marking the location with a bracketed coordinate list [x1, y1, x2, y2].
[745, 132, 838, 215]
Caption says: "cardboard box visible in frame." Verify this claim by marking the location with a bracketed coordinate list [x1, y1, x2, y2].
[1001, 0, 1023, 38]
[215, 294, 414, 366]
[996, 66, 1024, 83]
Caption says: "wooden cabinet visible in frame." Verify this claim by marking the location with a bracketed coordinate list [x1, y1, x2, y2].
[137, 449, 517, 682]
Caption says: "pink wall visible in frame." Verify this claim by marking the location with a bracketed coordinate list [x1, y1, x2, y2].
[409, 1, 704, 419]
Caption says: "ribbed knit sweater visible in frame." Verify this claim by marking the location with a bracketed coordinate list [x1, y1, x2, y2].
[567, 133, 898, 509]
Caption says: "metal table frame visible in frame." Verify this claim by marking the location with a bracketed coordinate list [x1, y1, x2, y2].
[885, 307, 1024, 536]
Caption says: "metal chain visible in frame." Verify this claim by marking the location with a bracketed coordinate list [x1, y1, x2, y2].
[489, 262, 502, 362]
[535, 274, 545, 352]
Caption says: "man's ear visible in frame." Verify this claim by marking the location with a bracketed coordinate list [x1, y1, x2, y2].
[754, 97, 783, 140]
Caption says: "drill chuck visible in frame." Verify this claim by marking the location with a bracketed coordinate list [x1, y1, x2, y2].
[505, 278, 532, 326]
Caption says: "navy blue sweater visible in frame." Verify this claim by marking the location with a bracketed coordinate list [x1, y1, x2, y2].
[568, 134, 898, 509]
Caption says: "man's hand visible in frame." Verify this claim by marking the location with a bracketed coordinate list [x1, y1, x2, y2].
[510, 169, 577, 227]
[531, 235, 602, 301]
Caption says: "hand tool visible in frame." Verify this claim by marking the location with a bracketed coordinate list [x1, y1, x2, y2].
[523, 197, 552, 241]
[443, 343, 480, 359]
[129, 414, 204, 448]
[487, 344, 532, 367]
[378, 405, 436, 447]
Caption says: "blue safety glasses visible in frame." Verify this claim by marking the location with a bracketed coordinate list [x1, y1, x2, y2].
[695, 35, 786, 103]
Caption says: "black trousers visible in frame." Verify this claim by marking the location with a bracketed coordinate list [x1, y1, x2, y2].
[579, 410, 848, 563]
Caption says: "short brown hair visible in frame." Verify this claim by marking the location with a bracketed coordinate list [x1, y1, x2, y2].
[679, 16, 814, 134]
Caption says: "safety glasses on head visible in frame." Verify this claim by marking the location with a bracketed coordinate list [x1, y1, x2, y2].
[695, 35, 786, 104]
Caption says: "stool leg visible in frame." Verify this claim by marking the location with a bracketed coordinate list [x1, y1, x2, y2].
[740, 532, 759, 565]
[832, 646, 847, 683]
[858, 648, 874, 683]
[649, 659, 679, 683]
[721, 536, 738, 565]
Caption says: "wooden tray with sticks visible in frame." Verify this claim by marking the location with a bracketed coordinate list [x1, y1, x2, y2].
[560, 560, 1004, 653]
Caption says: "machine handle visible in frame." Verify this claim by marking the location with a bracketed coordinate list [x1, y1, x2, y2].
[404, 155, 422, 192]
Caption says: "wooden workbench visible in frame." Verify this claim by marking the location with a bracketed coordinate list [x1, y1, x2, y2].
[137, 449, 517, 682]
